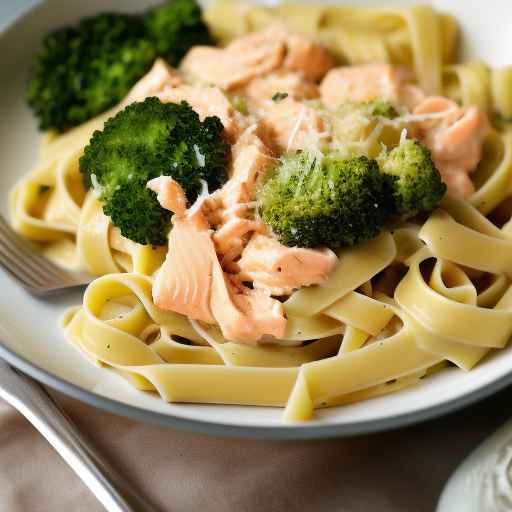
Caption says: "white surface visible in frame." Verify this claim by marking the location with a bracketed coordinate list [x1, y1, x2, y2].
[0, 0, 512, 435]
[438, 418, 512, 512]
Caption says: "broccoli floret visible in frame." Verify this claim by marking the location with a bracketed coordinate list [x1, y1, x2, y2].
[258, 152, 392, 249]
[359, 99, 399, 120]
[145, 0, 213, 65]
[28, 14, 156, 132]
[103, 174, 174, 247]
[79, 97, 229, 245]
[27, 0, 211, 132]
[379, 139, 447, 218]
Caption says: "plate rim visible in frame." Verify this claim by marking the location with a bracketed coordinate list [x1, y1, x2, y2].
[2, 0, 512, 440]
[2, 329, 512, 439]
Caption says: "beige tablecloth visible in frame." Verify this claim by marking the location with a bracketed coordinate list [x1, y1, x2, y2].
[0, 385, 510, 512]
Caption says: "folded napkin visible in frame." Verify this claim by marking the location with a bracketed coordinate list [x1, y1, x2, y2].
[0, 386, 510, 512]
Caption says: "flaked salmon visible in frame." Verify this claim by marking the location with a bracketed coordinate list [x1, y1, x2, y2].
[215, 125, 273, 208]
[238, 234, 338, 295]
[157, 84, 245, 141]
[320, 64, 400, 110]
[153, 215, 217, 323]
[284, 33, 336, 82]
[213, 217, 265, 262]
[413, 96, 487, 197]
[147, 176, 187, 216]
[124, 59, 182, 105]
[210, 268, 286, 343]
[148, 177, 213, 322]
[181, 31, 286, 90]
[230, 280, 287, 340]
[181, 28, 334, 92]
[243, 70, 319, 111]
[259, 96, 326, 152]
[398, 84, 426, 111]
[208, 125, 272, 264]
[150, 177, 287, 344]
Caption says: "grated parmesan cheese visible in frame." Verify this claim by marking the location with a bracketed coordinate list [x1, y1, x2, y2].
[381, 107, 458, 126]
[187, 179, 210, 218]
[193, 144, 206, 167]
[90, 173, 103, 198]
[286, 105, 307, 152]
[400, 128, 408, 145]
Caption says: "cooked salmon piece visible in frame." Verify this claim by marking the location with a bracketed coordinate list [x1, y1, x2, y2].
[259, 96, 326, 152]
[181, 31, 286, 90]
[441, 171, 476, 199]
[243, 70, 319, 110]
[238, 234, 338, 295]
[220, 125, 273, 207]
[157, 85, 245, 141]
[207, 125, 273, 222]
[152, 214, 216, 324]
[207, 126, 273, 265]
[398, 83, 427, 111]
[320, 64, 401, 110]
[155, 214, 286, 342]
[147, 176, 187, 215]
[149, 177, 214, 322]
[181, 28, 334, 92]
[230, 281, 287, 340]
[413, 96, 487, 197]
[124, 59, 182, 105]
[208, 264, 256, 342]
[413, 96, 457, 125]
[209, 268, 286, 343]
[151, 178, 287, 343]
[284, 33, 336, 82]
[213, 216, 265, 259]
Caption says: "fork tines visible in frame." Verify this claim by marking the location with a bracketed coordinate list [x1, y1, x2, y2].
[0, 215, 89, 294]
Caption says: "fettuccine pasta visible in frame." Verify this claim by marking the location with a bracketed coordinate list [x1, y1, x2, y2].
[11, 0, 512, 422]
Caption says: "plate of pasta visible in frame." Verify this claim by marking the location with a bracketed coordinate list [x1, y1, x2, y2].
[1, 0, 512, 438]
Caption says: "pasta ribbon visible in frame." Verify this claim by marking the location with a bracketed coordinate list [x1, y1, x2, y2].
[285, 231, 396, 316]
[491, 66, 512, 120]
[284, 306, 442, 420]
[396, 258, 512, 348]
[420, 209, 512, 275]
[339, 326, 370, 354]
[401, 5, 442, 94]
[471, 132, 512, 215]
[443, 62, 491, 112]
[323, 291, 394, 336]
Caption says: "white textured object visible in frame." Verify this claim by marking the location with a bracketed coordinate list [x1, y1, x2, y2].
[0, 0, 511, 439]
[438, 419, 512, 512]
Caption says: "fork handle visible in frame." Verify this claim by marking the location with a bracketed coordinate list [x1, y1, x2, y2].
[0, 362, 157, 512]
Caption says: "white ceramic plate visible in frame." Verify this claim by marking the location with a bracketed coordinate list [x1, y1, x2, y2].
[1, 0, 512, 439]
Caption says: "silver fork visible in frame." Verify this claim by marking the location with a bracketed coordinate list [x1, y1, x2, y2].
[0, 214, 92, 294]
[0, 217, 158, 510]
[0, 358, 158, 512]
